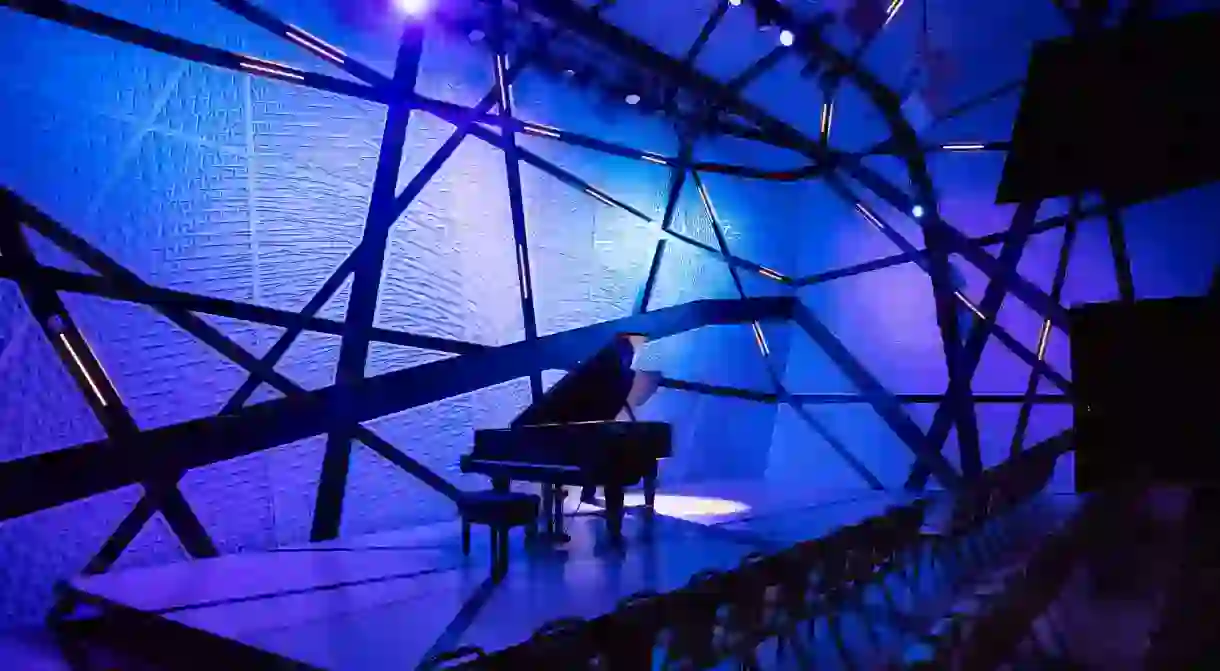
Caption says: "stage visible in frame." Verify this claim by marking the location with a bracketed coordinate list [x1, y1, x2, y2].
[52, 481, 1067, 670]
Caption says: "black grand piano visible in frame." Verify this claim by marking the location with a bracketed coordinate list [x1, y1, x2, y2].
[460, 334, 671, 543]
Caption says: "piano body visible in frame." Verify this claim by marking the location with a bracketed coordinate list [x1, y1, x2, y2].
[460, 334, 671, 543]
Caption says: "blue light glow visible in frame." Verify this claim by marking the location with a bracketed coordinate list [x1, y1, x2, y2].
[912, 204, 925, 218]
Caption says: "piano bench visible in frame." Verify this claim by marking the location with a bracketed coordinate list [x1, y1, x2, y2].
[458, 491, 540, 576]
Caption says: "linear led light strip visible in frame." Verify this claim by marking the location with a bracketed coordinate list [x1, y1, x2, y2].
[495, 54, 513, 111]
[585, 188, 618, 209]
[885, 0, 905, 25]
[516, 244, 530, 301]
[752, 321, 771, 357]
[240, 55, 306, 81]
[820, 101, 835, 139]
[954, 291, 985, 319]
[522, 123, 561, 139]
[284, 26, 346, 65]
[854, 203, 886, 232]
[757, 266, 785, 282]
[942, 143, 987, 152]
[1036, 319, 1052, 360]
[639, 153, 668, 166]
[59, 333, 108, 406]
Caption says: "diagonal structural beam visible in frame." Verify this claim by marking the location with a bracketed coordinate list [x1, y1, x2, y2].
[658, 377, 778, 403]
[906, 200, 1043, 490]
[210, 0, 390, 86]
[790, 302, 961, 489]
[8, 191, 463, 574]
[0, 197, 218, 563]
[0, 296, 794, 522]
[312, 25, 425, 542]
[0, 261, 484, 356]
[792, 394, 1070, 405]
[4, 0, 381, 103]
[490, 0, 542, 400]
[1011, 201, 1081, 456]
[1104, 201, 1137, 303]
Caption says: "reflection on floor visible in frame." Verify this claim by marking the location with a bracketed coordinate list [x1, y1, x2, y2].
[32, 481, 1077, 669]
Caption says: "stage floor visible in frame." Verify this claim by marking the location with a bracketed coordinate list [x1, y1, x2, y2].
[66, 481, 962, 670]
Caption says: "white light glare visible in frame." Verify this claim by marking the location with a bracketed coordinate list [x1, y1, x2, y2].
[729, 0, 742, 6]
[912, 204, 925, 218]
[625, 93, 641, 105]
[395, 0, 429, 16]
[779, 30, 795, 47]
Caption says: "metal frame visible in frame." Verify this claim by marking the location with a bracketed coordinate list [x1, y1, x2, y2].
[0, 0, 1147, 596]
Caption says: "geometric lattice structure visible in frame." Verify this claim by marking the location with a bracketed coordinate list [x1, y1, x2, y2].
[1, 0, 1217, 628]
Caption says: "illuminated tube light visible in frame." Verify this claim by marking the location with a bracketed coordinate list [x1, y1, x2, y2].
[942, 143, 987, 152]
[757, 266, 784, 281]
[640, 153, 668, 166]
[885, 0, 905, 24]
[287, 24, 347, 57]
[516, 245, 529, 301]
[752, 321, 771, 357]
[240, 59, 306, 82]
[820, 101, 835, 138]
[285, 31, 345, 64]
[523, 124, 561, 139]
[854, 203, 885, 231]
[1036, 319, 1052, 360]
[585, 188, 617, 208]
[59, 333, 107, 406]
[954, 291, 985, 319]
[695, 180, 721, 223]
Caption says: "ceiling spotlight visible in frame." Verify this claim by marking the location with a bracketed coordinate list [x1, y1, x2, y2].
[729, 0, 742, 6]
[563, 68, 576, 77]
[912, 204, 925, 218]
[625, 93, 641, 105]
[394, 0, 429, 16]
[779, 29, 795, 47]
[468, 30, 485, 43]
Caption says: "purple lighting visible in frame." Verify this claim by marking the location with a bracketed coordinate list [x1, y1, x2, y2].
[394, 0, 429, 16]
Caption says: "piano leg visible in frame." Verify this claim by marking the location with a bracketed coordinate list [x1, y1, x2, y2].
[604, 484, 626, 544]
[553, 486, 568, 540]
[644, 469, 658, 509]
[541, 485, 555, 535]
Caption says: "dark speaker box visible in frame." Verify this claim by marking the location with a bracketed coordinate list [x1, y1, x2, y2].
[998, 11, 1220, 205]
[1072, 297, 1220, 491]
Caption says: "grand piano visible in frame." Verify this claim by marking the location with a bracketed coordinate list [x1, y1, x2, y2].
[460, 334, 671, 543]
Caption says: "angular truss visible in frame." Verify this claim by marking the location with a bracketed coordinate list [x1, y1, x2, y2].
[0, 0, 1135, 593]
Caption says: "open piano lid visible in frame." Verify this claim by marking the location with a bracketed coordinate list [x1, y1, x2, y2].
[511, 334, 659, 428]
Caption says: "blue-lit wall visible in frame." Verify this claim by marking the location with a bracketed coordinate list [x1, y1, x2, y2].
[2, 0, 1219, 630]
[0, 1, 796, 627]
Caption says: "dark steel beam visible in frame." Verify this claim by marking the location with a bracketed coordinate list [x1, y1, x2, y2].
[4, 0, 382, 103]
[0, 261, 484, 356]
[1011, 202, 1079, 457]
[0, 296, 793, 522]
[658, 377, 778, 403]
[789, 302, 960, 489]
[1104, 202, 1137, 303]
[312, 25, 425, 541]
[7, 192, 463, 573]
[0, 199, 218, 565]
[906, 200, 1042, 490]
[490, 0, 543, 400]
[210, 0, 390, 86]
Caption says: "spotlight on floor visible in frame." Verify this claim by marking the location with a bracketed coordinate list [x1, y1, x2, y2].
[912, 204, 925, 218]
[779, 29, 795, 47]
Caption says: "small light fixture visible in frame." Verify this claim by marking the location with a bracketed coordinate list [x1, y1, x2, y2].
[625, 93, 641, 105]
[729, 0, 742, 6]
[394, 0, 429, 16]
[779, 30, 794, 47]
[912, 204, 925, 218]
[468, 30, 485, 43]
